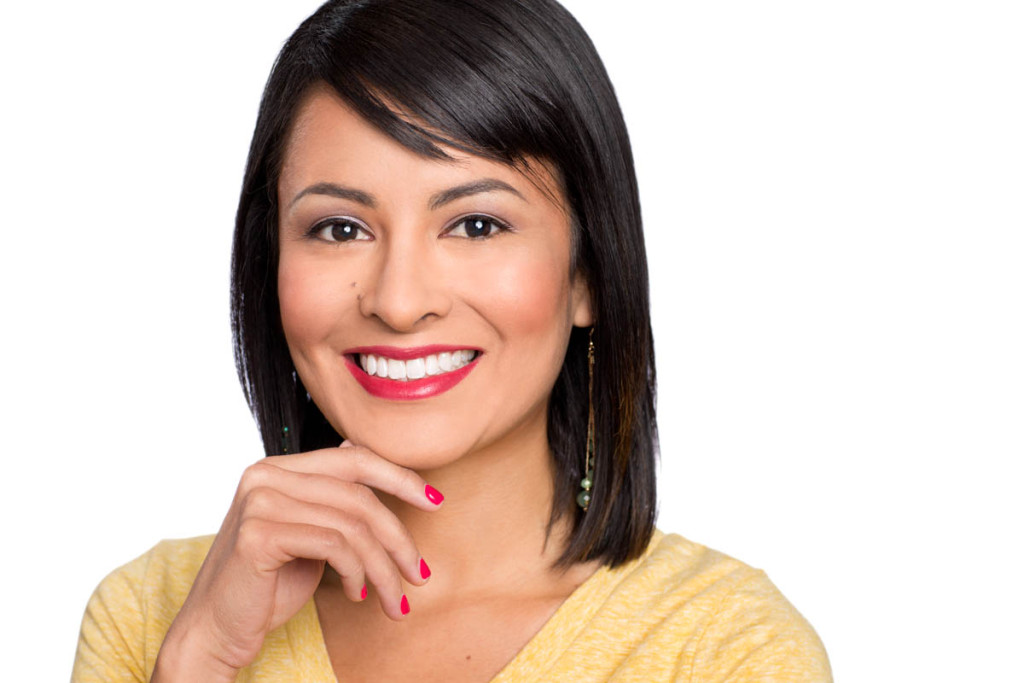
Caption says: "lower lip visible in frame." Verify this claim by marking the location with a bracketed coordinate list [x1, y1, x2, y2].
[345, 355, 480, 401]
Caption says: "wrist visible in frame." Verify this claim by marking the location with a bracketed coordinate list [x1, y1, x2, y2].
[152, 619, 241, 683]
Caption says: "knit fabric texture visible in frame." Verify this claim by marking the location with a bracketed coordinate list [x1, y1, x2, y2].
[73, 530, 831, 682]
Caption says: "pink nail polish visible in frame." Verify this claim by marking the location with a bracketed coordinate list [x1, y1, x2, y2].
[425, 484, 444, 505]
[360, 584, 368, 601]
[400, 594, 410, 615]
[419, 558, 431, 580]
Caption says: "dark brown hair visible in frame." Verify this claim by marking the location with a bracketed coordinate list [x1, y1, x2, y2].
[231, 0, 657, 568]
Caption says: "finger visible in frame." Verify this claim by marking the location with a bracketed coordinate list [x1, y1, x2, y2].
[239, 487, 365, 602]
[238, 519, 410, 619]
[251, 447, 445, 511]
[341, 524, 410, 621]
[242, 484, 426, 588]
[236, 517, 362, 583]
[297, 475, 428, 585]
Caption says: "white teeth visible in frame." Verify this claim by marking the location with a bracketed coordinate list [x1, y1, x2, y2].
[388, 359, 407, 380]
[357, 350, 477, 381]
[406, 357, 425, 379]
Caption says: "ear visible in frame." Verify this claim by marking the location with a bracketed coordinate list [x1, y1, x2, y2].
[570, 271, 594, 327]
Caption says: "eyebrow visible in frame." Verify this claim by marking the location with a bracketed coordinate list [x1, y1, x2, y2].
[427, 179, 525, 209]
[287, 178, 525, 211]
[288, 182, 376, 209]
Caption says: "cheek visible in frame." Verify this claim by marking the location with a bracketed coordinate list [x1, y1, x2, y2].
[278, 254, 352, 349]
[476, 246, 572, 343]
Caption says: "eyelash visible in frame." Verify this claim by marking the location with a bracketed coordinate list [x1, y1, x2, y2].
[306, 214, 513, 243]
[307, 217, 371, 243]
[444, 214, 512, 239]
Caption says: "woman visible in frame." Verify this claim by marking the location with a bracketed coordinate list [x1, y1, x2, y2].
[73, 0, 830, 680]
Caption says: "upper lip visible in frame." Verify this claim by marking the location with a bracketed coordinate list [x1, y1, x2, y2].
[343, 344, 482, 361]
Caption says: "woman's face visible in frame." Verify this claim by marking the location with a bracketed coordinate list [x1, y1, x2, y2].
[277, 87, 592, 470]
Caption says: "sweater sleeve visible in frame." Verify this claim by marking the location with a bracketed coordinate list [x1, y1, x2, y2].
[71, 538, 212, 682]
[71, 552, 152, 683]
[685, 568, 832, 683]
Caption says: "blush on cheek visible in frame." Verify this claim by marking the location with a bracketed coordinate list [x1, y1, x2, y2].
[487, 254, 571, 334]
[278, 260, 345, 342]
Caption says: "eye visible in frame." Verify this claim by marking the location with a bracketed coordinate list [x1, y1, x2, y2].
[309, 217, 372, 243]
[446, 215, 509, 239]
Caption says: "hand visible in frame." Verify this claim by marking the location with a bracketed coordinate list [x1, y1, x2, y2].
[152, 442, 443, 680]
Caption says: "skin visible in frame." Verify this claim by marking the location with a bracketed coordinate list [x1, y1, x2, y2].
[153, 86, 595, 682]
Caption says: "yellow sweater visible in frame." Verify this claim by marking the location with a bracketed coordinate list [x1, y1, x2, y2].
[73, 530, 830, 682]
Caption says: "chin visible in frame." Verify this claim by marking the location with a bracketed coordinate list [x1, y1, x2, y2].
[340, 417, 482, 472]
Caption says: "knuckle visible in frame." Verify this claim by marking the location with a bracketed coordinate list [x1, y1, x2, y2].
[322, 532, 361, 576]
[392, 524, 417, 553]
[243, 486, 275, 516]
[403, 470, 425, 492]
[351, 485, 380, 508]
[344, 517, 372, 539]
[373, 513, 414, 552]
[235, 518, 267, 551]
[239, 461, 274, 491]
[318, 527, 347, 552]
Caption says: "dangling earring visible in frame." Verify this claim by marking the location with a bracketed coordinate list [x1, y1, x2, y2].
[577, 328, 595, 511]
[281, 425, 291, 454]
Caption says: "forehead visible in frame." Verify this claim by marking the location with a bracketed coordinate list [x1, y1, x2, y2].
[278, 86, 567, 211]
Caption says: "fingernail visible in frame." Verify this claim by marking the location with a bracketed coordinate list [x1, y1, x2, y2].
[400, 594, 410, 615]
[360, 584, 368, 601]
[419, 558, 431, 580]
[425, 484, 444, 505]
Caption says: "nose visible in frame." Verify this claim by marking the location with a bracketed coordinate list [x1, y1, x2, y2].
[358, 233, 451, 331]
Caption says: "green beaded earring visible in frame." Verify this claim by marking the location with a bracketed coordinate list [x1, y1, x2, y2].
[577, 329, 595, 511]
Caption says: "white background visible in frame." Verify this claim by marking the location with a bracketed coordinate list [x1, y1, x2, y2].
[1, 1, 1021, 680]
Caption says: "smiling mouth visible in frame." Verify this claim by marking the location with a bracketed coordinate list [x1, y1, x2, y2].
[353, 350, 480, 381]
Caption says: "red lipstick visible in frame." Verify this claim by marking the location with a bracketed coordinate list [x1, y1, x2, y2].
[344, 346, 481, 401]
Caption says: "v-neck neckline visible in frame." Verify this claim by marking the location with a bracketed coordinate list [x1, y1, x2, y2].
[290, 530, 663, 682]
